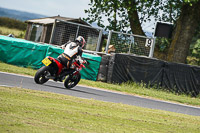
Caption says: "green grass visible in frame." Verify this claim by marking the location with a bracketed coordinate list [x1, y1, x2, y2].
[0, 61, 200, 107]
[0, 86, 200, 133]
[0, 62, 36, 76]
[0, 26, 25, 38]
[80, 80, 200, 106]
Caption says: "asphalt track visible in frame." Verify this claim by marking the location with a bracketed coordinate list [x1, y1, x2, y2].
[0, 72, 200, 116]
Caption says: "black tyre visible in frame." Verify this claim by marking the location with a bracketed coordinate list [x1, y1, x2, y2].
[34, 66, 50, 84]
[64, 73, 81, 89]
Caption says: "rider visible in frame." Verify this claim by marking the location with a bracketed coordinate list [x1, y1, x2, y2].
[58, 36, 86, 69]
[54, 36, 87, 82]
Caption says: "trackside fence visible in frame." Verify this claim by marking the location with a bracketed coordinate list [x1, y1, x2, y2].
[49, 19, 156, 58]
[50, 19, 103, 52]
[105, 30, 155, 57]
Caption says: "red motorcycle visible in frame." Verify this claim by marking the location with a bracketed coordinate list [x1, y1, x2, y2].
[34, 56, 87, 89]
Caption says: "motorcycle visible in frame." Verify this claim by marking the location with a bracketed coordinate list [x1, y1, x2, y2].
[34, 56, 87, 89]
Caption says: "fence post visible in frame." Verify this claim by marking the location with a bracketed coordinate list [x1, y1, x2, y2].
[149, 37, 156, 58]
[96, 29, 103, 52]
[105, 30, 112, 54]
[49, 19, 57, 44]
[75, 25, 80, 38]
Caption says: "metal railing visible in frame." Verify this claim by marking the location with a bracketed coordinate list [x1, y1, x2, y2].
[49, 19, 155, 58]
[50, 19, 103, 51]
[105, 30, 155, 57]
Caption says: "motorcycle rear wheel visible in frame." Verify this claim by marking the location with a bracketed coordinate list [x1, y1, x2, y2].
[34, 66, 50, 84]
[64, 73, 81, 89]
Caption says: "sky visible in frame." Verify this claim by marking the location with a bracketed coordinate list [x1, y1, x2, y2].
[0, 0, 154, 33]
[0, 0, 91, 18]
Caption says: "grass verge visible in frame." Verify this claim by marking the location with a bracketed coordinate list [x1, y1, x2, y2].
[0, 61, 200, 106]
[0, 86, 200, 133]
[0, 26, 25, 38]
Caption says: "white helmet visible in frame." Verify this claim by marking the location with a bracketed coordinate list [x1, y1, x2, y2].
[75, 36, 86, 48]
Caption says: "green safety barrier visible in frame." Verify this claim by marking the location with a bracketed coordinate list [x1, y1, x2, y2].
[0, 35, 101, 81]
[81, 53, 102, 81]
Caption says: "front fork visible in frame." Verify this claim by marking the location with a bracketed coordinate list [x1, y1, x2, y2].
[70, 71, 80, 80]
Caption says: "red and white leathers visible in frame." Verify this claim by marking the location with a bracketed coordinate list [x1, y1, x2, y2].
[57, 41, 83, 69]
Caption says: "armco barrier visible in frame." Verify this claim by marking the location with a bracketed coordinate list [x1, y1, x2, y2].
[0, 35, 101, 81]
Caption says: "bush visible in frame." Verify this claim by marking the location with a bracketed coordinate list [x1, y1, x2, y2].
[0, 17, 27, 30]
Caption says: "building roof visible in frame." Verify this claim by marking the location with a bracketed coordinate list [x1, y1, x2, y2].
[25, 16, 91, 26]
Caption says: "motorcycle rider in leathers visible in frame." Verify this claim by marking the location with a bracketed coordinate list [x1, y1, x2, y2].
[55, 36, 87, 81]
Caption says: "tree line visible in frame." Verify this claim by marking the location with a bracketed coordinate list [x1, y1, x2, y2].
[0, 17, 27, 31]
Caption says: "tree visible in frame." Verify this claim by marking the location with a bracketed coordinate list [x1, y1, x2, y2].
[84, 0, 145, 35]
[144, 0, 200, 63]
[167, 0, 200, 63]
[189, 23, 200, 65]
[85, 0, 200, 64]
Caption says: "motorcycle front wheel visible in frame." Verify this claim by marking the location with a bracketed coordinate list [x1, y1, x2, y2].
[34, 66, 50, 84]
[64, 73, 81, 89]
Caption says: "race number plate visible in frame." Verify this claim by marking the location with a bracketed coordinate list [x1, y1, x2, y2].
[145, 38, 153, 47]
[42, 58, 52, 66]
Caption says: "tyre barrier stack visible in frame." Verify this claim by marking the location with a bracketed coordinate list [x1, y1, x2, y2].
[97, 55, 111, 82]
